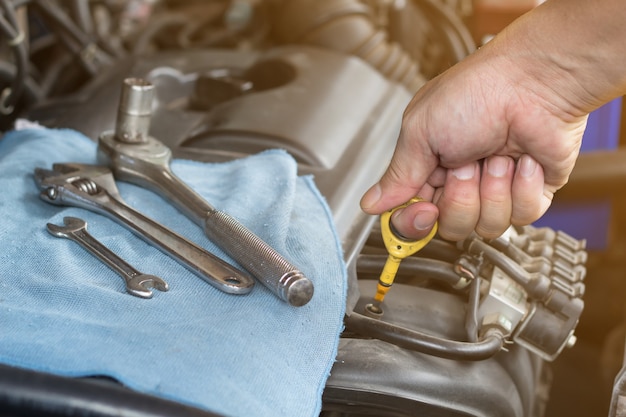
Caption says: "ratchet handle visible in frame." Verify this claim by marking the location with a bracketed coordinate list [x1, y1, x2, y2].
[204, 210, 314, 307]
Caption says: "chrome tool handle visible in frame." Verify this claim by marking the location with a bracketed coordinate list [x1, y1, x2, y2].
[103, 152, 315, 306]
[97, 196, 255, 295]
[204, 210, 314, 306]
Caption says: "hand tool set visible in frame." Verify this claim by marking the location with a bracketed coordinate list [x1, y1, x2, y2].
[35, 78, 312, 305]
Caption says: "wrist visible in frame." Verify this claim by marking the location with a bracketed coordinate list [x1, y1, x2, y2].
[482, 0, 626, 117]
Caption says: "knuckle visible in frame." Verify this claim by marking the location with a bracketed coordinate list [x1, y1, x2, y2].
[476, 221, 508, 239]
[438, 209, 478, 241]
[510, 206, 539, 225]
[438, 224, 473, 242]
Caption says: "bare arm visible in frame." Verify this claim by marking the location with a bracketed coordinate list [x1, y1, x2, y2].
[361, 0, 626, 241]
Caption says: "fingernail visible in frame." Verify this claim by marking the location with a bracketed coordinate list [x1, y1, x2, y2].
[487, 157, 509, 177]
[413, 210, 438, 231]
[361, 183, 381, 210]
[452, 164, 475, 180]
[519, 155, 537, 178]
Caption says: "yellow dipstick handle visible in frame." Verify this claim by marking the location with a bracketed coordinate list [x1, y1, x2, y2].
[374, 197, 438, 303]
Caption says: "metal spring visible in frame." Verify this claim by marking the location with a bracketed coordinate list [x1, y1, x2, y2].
[71, 178, 100, 195]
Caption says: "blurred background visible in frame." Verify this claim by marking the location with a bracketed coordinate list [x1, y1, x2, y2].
[0, 1, 624, 416]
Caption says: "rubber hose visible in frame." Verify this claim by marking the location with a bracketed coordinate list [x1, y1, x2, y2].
[411, 0, 475, 62]
[269, 0, 426, 92]
[0, 3, 27, 112]
[69, 0, 94, 35]
[345, 312, 504, 361]
[357, 254, 463, 288]
[466, 239, 551, 301]
[0, 363, 222, 417]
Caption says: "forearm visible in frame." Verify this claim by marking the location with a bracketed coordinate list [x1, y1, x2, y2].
[480, 0, 626, 117]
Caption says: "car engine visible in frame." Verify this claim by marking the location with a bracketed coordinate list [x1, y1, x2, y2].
[0, 1, 623, 416]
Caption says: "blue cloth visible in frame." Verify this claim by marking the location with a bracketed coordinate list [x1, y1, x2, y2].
[0, 128, 347, 417]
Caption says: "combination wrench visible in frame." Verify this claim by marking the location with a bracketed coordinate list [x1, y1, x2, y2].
[34, 163, 254, 295]
[47, 216, 168, 298]
[97, 77, 314, 306]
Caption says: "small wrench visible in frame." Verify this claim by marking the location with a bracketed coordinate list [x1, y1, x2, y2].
[34, 163, 255, 295]
[47, 216, 168, 298]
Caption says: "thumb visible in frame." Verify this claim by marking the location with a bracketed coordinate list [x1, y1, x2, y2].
[360, 137, 437, 215]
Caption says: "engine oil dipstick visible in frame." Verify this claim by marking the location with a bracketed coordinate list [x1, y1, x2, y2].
[373, 197, 438, 306]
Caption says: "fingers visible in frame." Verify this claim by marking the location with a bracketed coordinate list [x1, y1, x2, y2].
[360, 123, 438, 215]
[476, 155, 515, 238]
[387, 170, 481, 242]
[511, 154, 551, 225]
[389, 155, 548, 242]
[436, 162, 481, 241]
[390, 201, 439, 240]
[437, 156, 546, 240]
[383, 168, 444, 240]
[360, 163, 431, 215]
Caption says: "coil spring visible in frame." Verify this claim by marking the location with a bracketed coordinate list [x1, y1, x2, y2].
[71, 178, 100, 195]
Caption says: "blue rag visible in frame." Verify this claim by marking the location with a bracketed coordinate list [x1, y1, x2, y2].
[0, 128, 347, 417]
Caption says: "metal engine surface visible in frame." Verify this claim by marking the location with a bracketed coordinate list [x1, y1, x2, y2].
[30, 46, 410, 310]
[31, 46, 564, 417]
[10, 2, 592, 415]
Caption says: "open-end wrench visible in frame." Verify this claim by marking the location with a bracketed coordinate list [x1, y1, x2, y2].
[34, 163, 254, 295]
[97, 78, 314, 306]
[47, 216, 168, 298]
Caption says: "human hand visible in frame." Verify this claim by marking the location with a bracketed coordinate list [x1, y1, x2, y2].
[360, 36, 587, 241]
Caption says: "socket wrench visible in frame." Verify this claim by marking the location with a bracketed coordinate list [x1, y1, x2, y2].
[98, 78, 314, 306]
